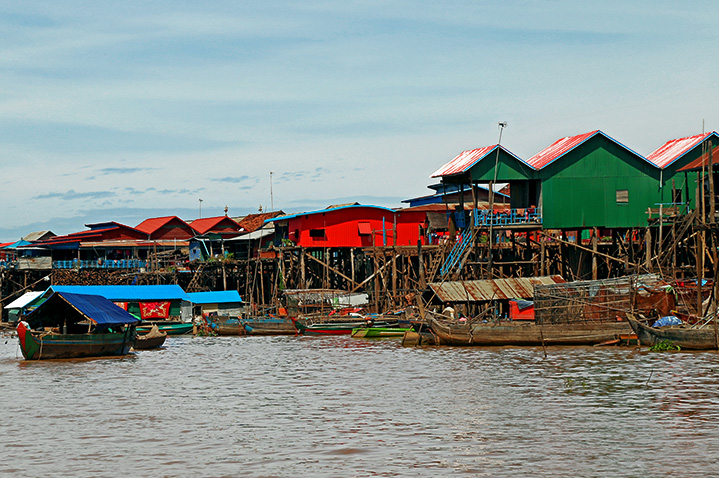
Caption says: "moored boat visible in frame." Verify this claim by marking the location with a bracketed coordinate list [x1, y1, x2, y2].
[351, 326, 412, 338]
[627, 314, 719, 350]
[16, 291, 138, 360]
[134, 324, 168, 350]
[242, 316, 296, 335]
[427, 315, 631, 346]
[202, 315, 246, 336]
[137, 322, 194, 335]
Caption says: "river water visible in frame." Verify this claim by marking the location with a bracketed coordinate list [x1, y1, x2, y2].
[1, 332, 718, 477]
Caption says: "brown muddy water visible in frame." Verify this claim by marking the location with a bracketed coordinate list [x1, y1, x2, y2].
[2, 332, 719, 477]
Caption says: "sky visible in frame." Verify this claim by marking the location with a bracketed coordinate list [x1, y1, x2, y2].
[1, 1, 718, 242]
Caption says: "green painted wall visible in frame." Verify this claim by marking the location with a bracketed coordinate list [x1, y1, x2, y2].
[539, 136, 662, 229]
[469, 150, 536, 182]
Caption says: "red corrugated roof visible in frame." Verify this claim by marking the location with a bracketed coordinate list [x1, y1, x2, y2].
[237, 211, 284, 232]
[136, 216, 196, 235]
[677, 145, 719, 172]
[646, 132, 715, 169]
[190, 216, 242, 235]
[526, 130, 599, 169]
[430, 145, 498, 178]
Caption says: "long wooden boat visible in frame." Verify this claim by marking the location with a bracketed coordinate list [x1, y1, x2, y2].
[137, 322, 194, 336]
[294, 319, 397, 336]
[202, 315, 246, 336]
[242, 317, 296, 336]
[17, 292, 138, 360]
[427, 316, 631, 346]
[351, 326, 412, 338]
[627, 315, 719, 350]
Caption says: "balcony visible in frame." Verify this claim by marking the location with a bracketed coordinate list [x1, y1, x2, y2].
[472, 207, 542, 227]
[53, 259, 148, 270]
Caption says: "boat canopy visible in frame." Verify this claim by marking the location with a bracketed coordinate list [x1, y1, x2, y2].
[23, 292, 140, 330]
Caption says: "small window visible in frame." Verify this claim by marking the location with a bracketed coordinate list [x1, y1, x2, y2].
[616, 189, 629, 204]
[309, 228, 325, 238]
[358, 222, 372, 235]
[672, 189, 682, 204]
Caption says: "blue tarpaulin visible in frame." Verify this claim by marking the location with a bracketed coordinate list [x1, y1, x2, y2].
[653, 316, 682, 327]
[25, 292, 140, 329]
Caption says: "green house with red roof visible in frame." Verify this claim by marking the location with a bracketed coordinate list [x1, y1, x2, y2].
[432, 130, 664, 230]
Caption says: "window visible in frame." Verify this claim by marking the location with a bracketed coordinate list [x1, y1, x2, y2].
[358, 222, 372, 235]
[616, 189, 629, 204]
[309, 228, 325, 238]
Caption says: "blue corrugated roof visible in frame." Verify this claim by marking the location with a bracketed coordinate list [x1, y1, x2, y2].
[26, 292, 140, 329]
[186, 290, 243, 304]
[47, 285, 189, 301]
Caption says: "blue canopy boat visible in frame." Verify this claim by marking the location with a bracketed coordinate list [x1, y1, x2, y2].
[17, 292, 139, 360]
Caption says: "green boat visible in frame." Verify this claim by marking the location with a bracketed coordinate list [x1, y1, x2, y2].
[136, 322, 194, 335]
[351, 326, 412, 338]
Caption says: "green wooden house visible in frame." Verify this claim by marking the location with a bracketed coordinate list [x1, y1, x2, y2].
[432, 130, 665, 230]
[645, 131, 719, 209]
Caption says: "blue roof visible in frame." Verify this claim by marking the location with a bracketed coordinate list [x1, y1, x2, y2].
[47, 285, 189, 301]
[25, 292, 140, 329]
[2, 240, 32, 249]
[264, 204, 396, 224]
[186, 291, 243, 304]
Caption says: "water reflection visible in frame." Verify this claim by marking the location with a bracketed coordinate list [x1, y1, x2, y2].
[2, 335, 719, 476]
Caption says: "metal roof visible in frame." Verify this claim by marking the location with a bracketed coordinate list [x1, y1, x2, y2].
[47, 285, 189, 301]
[678, 144, 719, 172]
[4, 291, 43, 309]
[136, 216, 196, 235]
[265, 205, 396, 224]
[186, 290, 242, 304]
[526, 131, 600, 169]
[646, 132, 718, 169]
[430, 145, 530, 178]
[428, 276, 565, 302]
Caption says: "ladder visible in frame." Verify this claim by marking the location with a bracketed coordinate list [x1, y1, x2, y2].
[439, 227, 476, 277]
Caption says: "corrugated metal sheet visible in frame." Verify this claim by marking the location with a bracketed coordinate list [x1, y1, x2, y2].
[187, 290, 242, 304]
[646, 132, 713, 169]
[678, 145, 719, 172]
[430, 145, 497, 178]
[48, 285, 189, 301]
[526, 131, 599, 169]
[428, 276, 565, 302]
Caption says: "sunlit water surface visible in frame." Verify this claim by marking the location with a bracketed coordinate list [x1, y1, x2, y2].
[2, 332, 719, 477]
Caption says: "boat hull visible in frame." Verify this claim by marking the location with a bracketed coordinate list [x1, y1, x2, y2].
[627, 316, 719, 350]
[137, 323, 194, 335]
[428, 317, 631, 346]
[17, 321, 135, 360]
[351, 327, 412, 338]
[133, 333, 167, 350]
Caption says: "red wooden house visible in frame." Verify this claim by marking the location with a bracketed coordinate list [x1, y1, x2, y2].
[268, 205, 428, 248]
[189, 216, 244, 238]
[135, 216, 198, 240]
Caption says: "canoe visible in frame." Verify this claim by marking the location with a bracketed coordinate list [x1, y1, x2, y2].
[351, 327, 412, 338]
[16, 291, 138, 360]
[137, 323, 194, 335]
[627, 315, 719, 350]
[294, 319, 397, 336]
[427, 316, 631, 346]
[134, 325, 168, 350]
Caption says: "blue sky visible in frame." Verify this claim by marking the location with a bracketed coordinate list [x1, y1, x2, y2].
[1, 1, 717, 241]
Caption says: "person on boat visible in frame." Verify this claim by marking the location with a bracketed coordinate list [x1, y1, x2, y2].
[442, 303, 456, 319]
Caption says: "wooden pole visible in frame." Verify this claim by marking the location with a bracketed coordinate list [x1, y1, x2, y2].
[592, 227, 598, 280]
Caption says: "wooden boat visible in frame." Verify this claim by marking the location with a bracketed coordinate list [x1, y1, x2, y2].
[294, 319, 397, 336]
[137, 322, 194, 335]
[427, 315, 631, 346]
[202, 315, 246, 336]
[133, 325, 167, 350]
[351, 326, 412, 338]
[242, 316, 296, 335]
[17, 291, 138, 360]
[627, 315, 719, 350]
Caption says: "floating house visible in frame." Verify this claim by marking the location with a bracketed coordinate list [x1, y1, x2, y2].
[32, 285, 191, 322]
[136, 216, 198, 241]
[186, 290, 243, 317]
